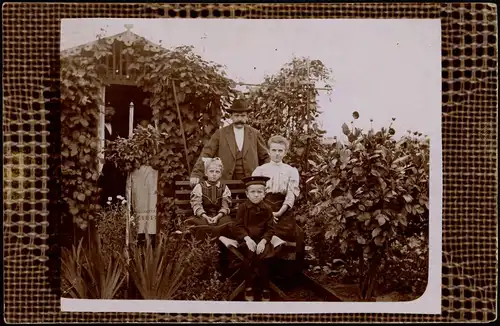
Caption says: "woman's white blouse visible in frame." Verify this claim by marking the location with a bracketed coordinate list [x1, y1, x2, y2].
[252, 162, 300, 208]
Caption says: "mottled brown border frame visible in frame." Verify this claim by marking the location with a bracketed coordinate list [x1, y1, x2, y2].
[2, 2, 497, 323]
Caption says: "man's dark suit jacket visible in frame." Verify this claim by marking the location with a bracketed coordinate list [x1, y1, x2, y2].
[191, 124, 270, 180]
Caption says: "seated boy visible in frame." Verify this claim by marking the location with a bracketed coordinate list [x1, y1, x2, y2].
[230, 175, 275, 302]
[186, 157, 233, 240]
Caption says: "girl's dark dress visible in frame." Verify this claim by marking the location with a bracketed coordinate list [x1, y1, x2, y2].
[186, 180, 233, 240]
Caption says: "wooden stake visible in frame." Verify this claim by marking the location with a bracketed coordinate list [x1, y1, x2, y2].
[304, 59, 311, 201]
[124, 101, 134, 299]
[171, 80, 192, 175]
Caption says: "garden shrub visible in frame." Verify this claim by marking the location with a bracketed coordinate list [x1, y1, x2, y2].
[378, 234, 429, 298]
[305, 113, 430, 298]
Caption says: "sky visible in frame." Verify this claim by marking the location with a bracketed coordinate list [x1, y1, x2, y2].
[61, 18, 441, 140]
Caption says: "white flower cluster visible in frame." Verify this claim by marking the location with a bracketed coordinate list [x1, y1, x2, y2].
[106, 195, 127, 206]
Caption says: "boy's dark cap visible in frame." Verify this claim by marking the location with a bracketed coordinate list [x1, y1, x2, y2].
[242, 176, 270, 187]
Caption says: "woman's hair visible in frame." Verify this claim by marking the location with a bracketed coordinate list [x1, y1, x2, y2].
[268, 135, 290, 151]
[202, 157, 224, 173]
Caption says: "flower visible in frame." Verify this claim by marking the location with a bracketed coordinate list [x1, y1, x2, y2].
[107, 197, 112, 201]
[106, 201, 111, 205]
[352, 111, 359, 120]
[121, 200, 127, 205]
[117, 195, 124, 200]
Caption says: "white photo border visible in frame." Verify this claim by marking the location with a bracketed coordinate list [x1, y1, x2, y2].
[60, 18, 443, 315]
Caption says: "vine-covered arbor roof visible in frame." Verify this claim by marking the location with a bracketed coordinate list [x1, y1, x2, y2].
[61, 25, 165, 85]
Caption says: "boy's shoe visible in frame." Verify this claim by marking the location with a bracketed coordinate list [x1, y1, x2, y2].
[244, 287, 254, 301]
[261, 289, 271, 302]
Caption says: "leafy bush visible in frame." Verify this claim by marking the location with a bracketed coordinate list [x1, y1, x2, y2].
[176, 237, 233, 301]
[305, 113, 430, 298]
[378, 234, 428, 298]
[105, 124, 168, 173]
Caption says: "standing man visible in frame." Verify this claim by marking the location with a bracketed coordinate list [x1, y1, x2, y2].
[190, 98, 270, 186]
[99, 105, 127, 208]
[189, 98, 270, 278]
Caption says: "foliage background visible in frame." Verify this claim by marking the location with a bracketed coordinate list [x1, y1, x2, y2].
[245, 57, 430, 299]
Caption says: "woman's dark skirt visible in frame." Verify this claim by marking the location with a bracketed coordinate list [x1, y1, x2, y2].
[263, 193, 305, 269]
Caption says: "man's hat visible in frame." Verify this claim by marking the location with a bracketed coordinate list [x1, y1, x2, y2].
[242, 176, 270, 187]
[227, 98, 252, 113]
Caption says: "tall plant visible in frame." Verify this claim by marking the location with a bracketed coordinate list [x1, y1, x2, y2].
[246, 57, 333, 193]
[306, 113, 430, 299]
[126, 233, 188, 300]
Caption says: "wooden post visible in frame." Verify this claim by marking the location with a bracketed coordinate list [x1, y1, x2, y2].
[304, 59, 312, 201]
[125, 101, 134, 299]
[126, 101, 134, 249]
[98, 86, 106, 176]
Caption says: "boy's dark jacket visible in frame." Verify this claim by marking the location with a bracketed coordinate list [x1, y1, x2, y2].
[231, 200, 274, 242]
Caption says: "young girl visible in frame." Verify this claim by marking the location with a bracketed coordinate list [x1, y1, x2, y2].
[186, 157, 233, 240]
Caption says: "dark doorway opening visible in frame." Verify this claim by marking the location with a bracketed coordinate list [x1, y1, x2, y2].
[99, 84, 151, 206]
[105, 84, 151, 139]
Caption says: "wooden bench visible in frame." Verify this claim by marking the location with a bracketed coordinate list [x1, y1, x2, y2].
[174, 179, 303, 301]
[174, 179, 247, 219]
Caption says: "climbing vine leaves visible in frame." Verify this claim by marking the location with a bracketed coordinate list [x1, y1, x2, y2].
[60, 42, 111, 229]
[62, 40, 235, 231]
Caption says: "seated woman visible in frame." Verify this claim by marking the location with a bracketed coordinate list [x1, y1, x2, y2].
[186, 157, 233, 240]
[251, 135, 305, 263]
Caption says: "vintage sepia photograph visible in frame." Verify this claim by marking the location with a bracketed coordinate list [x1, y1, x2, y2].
[59, 18, 442, 314]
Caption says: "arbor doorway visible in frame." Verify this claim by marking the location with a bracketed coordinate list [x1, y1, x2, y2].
[99, 84, 151, 206]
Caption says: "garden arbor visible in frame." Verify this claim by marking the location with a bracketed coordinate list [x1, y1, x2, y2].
[60, 25, 236, 245]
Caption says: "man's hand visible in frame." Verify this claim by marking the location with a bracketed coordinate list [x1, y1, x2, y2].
[256, 239, 267, 255]
[190, 177, 200, 188]
[244, 236, 257, 252]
